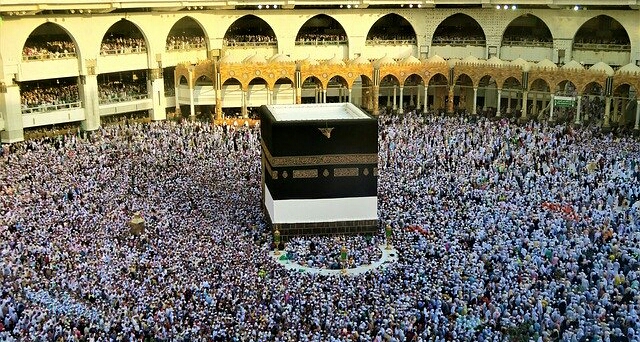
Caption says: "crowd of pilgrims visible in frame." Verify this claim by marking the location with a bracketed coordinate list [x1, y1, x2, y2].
[1, 110, 639, 341]
[284, 235, 383, 269]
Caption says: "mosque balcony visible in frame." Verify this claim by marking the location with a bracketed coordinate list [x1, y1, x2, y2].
[98, 51, 149, 74]
[18, 56, 79, 82]
[99, 95, 152, 116]
[163, 48, 208, 67]
[21, 102, 85, 128]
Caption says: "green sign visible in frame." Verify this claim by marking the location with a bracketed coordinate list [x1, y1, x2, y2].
[554, 96, 576, 108]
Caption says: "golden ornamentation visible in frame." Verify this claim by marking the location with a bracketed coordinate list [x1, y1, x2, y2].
[262, 141, 377, 167]
[293, 169, 319, 178]
[334, 167, 359, 177]
[363, 168, 369, 176]
[282, 171, 288, 178]
[323, 169, 329, 177]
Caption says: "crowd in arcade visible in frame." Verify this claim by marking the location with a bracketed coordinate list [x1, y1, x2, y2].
[224, 35, 277, 46]
[98, 81, 148, 104]
[100, 37, 146, 55]
[20, 81, 79, 112]
[1, 105, 640, 341]
[166, 36, 206, 50]
[296, 33, 348, 44]
[22, 40, 76, 60]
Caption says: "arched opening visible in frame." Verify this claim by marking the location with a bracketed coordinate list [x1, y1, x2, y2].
[366, 14, 416, 45]
[301, 76, 323, 103]
[273, 77, 295, 105]
[502, 15, 552, 48]
[580, 82, 605, 123]
[221, 78, 243, 118]
[224, 15, 277, 47]
[612, 84, 638, 127]
[454, 74, 473, 115]
[98, 70, 148, 104]
[501, 77, 523, 117]
[179, 76, 189, 85]
[529, 78, 551, 119]
[247, 77, 268, 117]
[19, 77, 80, 114]
[101, 20, 147, 55]
[195, 75, 213, 86]
[22, 23, 77, 61]
[379, 75, 401, 112]
[553, 80, 578, 123]
[477, 75, 497, 116]
[296, 15, 347, 45]
[432, 14, 486, 47]
[191, 75, 215, 120]
[402, 74, 425, 112]
[573, 15, 630, 52]
[166, 16, 207, 51]
[163, 67, 176, 96]
[326, 76, 349, 103]
[352, 75, 374, 110]
[428, 73, 449, 113]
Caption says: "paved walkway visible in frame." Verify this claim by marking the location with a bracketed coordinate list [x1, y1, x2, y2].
[270, 244, 399, 276]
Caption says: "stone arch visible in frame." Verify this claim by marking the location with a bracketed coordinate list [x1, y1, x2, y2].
[296, 14, 348, 44]
[223, 14, 277, 47]
[195, 75, 213, 86]
[270, 76, 294, 91]
[22, 22, 79, 61]
[573, 15, 631, 51]
[432, 13, 486, 46]
[249, 76, 269, 88]
[556, 80, 577, 96]
[366, 13, 417, 43]
[455, 73, 474, 88]
[178, 75, 189, 85]
[166, 16, 208, 51]
[502, 76, 522, 90]
[402, 73, 425, 87]
[582, 81, 604, 95]
[380, 74, 400, 86]
[327, 75, 349, 88]
[100, 19, 149, 55]
[428, 73, 449, 86]
[501, 14, 553, 45]
[222, 77, 244, 90]
[530, 78, 551, 91]
[302, 76, 324, 90]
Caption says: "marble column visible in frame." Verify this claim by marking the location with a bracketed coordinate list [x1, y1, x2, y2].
[472, 87, 478, 115]
[496, 89, 502, 117]
[575, 95, 582, 124]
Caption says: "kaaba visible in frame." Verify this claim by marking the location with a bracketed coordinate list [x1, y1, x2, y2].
[260, 103, 378, 238]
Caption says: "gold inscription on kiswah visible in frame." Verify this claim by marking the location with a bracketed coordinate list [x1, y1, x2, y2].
[293, 169, 318, 179]
[263, 155, 278, 179]
[262, 140, 377, 167]
[334, 167, 359, 177]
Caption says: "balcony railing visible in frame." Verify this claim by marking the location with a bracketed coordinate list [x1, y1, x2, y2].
[295, 40, 348, 46]
[22, 101, 82, 114]
[166, 43, 207, 51]
[365, 39, 416, 46]
[573, 43, 631, 52]
[432, 39, 486, 47]
[100, 47, 147, 55]
[224, 41, 277, 47]
[502, 40, 553, 48]
[99, 93, 149, 105]
[22, 52, 77, 61]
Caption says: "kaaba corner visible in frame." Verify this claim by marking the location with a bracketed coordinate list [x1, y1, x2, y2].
[260, 103, 378, 238]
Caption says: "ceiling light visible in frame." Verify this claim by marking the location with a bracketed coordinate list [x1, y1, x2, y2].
[496, 5, 500, 9]
[409, 4, 413, 8]
[512, 5, 516, 9]
[503, 5, 508, 9]
[347, 4, 351, 8]
[258, 4, 262, 9]
[265, 5, 270, 8]
[574, 5, 580, 10]
[417, 4, 421, 8]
